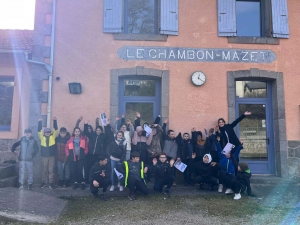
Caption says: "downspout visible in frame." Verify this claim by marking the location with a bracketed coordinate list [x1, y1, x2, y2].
[24, 0, 56, 128]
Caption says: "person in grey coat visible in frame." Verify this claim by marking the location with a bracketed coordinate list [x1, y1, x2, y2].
[11, 128, 39, 190]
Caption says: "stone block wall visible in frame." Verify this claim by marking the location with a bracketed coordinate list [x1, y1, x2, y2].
[0, 139, 17, 163]
[287, 140, 300, 177]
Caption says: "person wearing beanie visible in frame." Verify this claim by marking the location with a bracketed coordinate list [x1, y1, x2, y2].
[89, 154, 111, 201]
[191, 153, 221, 191]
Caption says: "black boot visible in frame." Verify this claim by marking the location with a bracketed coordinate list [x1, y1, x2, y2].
[64, 179, 70, 188]
[58, 179, 63, 188]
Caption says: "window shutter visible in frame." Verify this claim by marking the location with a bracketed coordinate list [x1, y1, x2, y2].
[217, 0, 236, 37]
[103, 0, 122, 33]
[271, 0, 289, 38]
[160, 0, 178, 35]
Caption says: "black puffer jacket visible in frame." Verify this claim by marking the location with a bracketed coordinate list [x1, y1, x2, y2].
[105, 124, 126, 162]
[84, 124, 106, 155]
[150, 161, 175, 181]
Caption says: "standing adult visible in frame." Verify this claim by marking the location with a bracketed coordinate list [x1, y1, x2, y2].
[216, 111, 251, 160]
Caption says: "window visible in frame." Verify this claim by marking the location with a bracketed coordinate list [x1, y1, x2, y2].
[218, 0, 289, 39]
[236, 81, 267, 98]
[103, 0, 178, 39]
[236, 0, 261, 37]
[124, 0, 158, 34]
[0, 77, 14, 131]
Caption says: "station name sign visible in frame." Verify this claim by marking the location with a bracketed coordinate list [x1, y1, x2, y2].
[118, 46, 276, 63]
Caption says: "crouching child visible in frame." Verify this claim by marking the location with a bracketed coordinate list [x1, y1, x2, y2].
[89, 154, 111, 201]
[150, 152, 175, 197]
[11, 129, 39, 190]
[117, 151, 149, 200]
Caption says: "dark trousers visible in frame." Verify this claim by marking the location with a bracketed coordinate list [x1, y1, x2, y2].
[127, 177, 149, 195]
[85, 154, 98, 183]
[167, 156, 177, 176]
[193, 175, 218, 185]
[153, 175, 175, 192]
[90, 177, 110, 194]
[182, 159, 191, 184]
[219, 171, 244, 193]
[146, 156, 158, 182]
[71, 158, 85, 183]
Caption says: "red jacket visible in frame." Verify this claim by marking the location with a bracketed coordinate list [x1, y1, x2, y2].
[65, 135, 88, 161]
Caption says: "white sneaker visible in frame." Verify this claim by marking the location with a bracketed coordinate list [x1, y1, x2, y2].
[109, 185, 115, 191]
[233, 193, 241, 200]
[218, 184, 223, 193]
[119, 186, 124, 191]
[225, 188, 234, 194]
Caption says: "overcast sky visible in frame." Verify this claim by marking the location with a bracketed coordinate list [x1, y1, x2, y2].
[0, 0, 35, 30]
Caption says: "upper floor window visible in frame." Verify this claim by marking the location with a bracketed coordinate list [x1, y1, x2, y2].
[124, 0, 158, 34]
[218, 0, 289, 39]
[236, 0, 261, 37]
[0, 77, 14, 131]
[103, 0, 178, 38]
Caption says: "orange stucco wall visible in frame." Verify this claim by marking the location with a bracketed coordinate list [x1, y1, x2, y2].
[51, 0, 300, 140]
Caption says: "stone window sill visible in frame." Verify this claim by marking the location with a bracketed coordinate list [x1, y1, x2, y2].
[114, 33, 167, 42]
[228, 37, 279, 45]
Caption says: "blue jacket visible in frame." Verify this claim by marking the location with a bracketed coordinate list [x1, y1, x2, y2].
[217, 142, 236, 175]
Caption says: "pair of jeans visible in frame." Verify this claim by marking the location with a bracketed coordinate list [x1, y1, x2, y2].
[42, 156, 55, 183]
[153, 175, 175, 192]
[19, 161, 33, 185]
[57, 160, 70, 180]
[110, 158, 121, 186]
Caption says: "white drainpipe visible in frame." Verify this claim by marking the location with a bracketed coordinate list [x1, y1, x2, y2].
[24, 0, 56, 128]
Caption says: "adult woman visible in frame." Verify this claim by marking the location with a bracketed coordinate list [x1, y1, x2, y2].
[216, 111, 251, 159]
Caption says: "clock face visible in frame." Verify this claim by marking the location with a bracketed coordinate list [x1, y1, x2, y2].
[191, 71, 206, 86]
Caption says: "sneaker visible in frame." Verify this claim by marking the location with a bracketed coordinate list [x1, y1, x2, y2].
[101, 193, 107, 201]
[80, 182, 86, 190]
[165, 189, 171, 197]
[128, 193, 135, 201]
[73, 182, 79, 190]
[172, 182, 177, 187]
[233, 193, 242, 200]
[39, 182, 46, 188]
[49, 183, 55, 189]
[225, 188, 234, 194]
[218, 184, 223, 193]
[119, 186, 124, 191]
[28, 184, 33, 190]
[18, 184, 24, 189]
[109, 185, 115, 191]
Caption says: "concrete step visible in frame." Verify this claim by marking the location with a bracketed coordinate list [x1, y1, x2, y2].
[0, 176, 18, 188]
[0, 163, 16, 180]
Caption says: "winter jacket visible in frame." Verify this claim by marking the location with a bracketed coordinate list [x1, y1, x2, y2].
[217, 114, 246, 154]
[11, 136, 39, 162]
[147, 125, 163, 157]
[132, 126, 152, 154]
[65, 135, 88, 161]
[84, 123, 106, 155]
[162, 124, 180, 159]
[56, 132, 70, 162]
[191, 159, 221, 177]
[38, 120, 58, 157]
[216, 142, 236, 175]
[89, 161, 111, 183]
[117, 160, 146, 187]
[191, 131, 211, 159]
[236, 169, 252, 196]
[150, 161, 175, 181]
[177, 133, 193, 160]
[105, 124, 126, 161]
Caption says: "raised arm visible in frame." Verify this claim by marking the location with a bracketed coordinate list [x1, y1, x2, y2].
[162, 118, 168, 140]
[37, 118, 43, 140]
[134, 112, 141, 128]
[75, 116, 83, 128]
[230, 111, 251, 128]
[53, 117, 58, 137]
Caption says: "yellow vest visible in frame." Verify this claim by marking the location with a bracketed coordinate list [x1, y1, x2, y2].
[124, 161, 144, 187]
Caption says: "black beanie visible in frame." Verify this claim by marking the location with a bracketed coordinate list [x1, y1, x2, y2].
[239, 162, 249, 172]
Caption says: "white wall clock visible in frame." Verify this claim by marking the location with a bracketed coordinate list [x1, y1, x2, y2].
[191, 71, 206, 86]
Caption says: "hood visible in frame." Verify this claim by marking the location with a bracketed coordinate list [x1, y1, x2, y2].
[203, 154, 212, 163]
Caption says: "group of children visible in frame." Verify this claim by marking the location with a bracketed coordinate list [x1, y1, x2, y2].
[11, 112, 254, 201]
